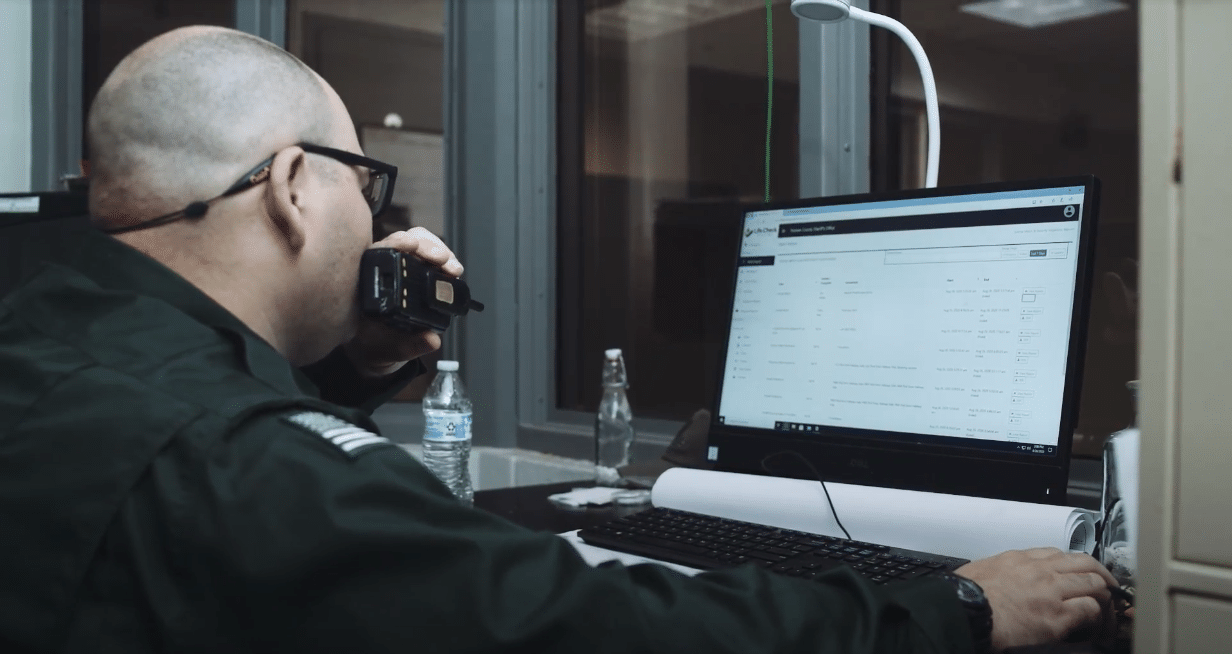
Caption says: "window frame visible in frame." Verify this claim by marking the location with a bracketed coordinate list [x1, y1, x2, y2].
[450, 0, 871, 456]
[30, 0, 83, 193]
[29, 0, 286, 193]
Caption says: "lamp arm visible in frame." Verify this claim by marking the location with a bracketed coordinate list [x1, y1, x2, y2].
[849, 6, 940, 188]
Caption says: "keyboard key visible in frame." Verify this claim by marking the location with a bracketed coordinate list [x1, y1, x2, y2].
[745, 551, 787, 563]
[633, 535, 709, 555]
[764, 546, 797, 557]
[870, 575, 890, 584]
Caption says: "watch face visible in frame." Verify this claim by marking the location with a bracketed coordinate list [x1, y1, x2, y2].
[954, 576, 986, 604]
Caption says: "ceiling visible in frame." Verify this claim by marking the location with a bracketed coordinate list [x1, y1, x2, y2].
[588, 0, 1137, 78]
[899, 0, 1137, 74]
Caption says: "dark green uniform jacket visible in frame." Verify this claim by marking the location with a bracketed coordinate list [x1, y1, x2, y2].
[0, 227, 975, 654]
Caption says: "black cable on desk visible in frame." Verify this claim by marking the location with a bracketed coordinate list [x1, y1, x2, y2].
[760, 450, 852, 541]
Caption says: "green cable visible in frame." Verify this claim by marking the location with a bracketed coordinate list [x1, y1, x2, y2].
[764, 0, 774, 204]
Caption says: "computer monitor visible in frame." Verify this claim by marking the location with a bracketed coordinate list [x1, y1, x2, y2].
[706, 176, 1100, 504]
[1, 192, 92, 298]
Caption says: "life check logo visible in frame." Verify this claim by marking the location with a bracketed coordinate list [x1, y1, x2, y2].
[745, 226, 777, 238]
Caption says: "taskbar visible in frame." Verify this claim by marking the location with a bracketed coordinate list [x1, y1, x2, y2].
[761, 420, 1059, 457]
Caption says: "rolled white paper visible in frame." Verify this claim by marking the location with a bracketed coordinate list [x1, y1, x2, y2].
[651, 468, 1095, 562]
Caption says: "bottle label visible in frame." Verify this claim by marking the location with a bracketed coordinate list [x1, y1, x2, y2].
[425, 411, 472, 442]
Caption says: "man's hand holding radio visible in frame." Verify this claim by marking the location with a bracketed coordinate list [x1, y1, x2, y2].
[344, 228, 464, 378]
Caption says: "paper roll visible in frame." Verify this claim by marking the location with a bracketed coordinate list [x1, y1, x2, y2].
[651, 468, 1095, 562]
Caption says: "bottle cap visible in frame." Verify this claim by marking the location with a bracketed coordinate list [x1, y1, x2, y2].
[604, 348, 622, 359]
[437, 360, 459, 372]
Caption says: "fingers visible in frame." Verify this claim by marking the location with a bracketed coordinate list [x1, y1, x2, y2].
[1052, 552, 1121, 588]
[1017, 548, 1120, 589]
[347, 320, 443, 377]
[373, 228, 464, 277]
[1056, 571, 1113, 603]
[1057, 596, 1105, 638]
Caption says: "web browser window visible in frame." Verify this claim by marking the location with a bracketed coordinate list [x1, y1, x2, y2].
[717, 186, 1087, 456]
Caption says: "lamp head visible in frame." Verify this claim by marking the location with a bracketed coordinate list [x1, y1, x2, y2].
[790, 0, 851, 22]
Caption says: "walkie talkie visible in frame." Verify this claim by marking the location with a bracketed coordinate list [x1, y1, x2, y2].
[359, 248, 485, 333]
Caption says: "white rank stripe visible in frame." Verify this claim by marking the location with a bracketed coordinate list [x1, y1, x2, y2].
[340, 436, 389, 452]
[324, 428, 373, 444]
[331, 432, 379, 446]
[284, 411, 390, 457]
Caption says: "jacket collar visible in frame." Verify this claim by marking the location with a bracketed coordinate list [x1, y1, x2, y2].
[54, 224, 322, 398]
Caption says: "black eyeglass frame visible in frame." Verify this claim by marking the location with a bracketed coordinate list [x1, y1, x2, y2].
[101, 142, 399, 235]
[223, 143, 399, 218]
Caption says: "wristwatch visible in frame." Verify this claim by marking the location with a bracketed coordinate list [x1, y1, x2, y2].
[936, 572, 994, 654]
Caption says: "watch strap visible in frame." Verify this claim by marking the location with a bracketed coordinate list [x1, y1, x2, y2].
[936, 572, 994, 654]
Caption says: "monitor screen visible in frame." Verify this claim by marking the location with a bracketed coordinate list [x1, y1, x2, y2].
[0, 192, 92, 298]
[708, 177, 1100, 504]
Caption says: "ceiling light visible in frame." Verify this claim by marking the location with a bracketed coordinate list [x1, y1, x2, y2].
[960, 0, 1128, 29]
[587, 0, 768, 41]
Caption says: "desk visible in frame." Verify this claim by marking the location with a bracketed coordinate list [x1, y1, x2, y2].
[474, 481, 638, 533]
[474, 482, 1124, 654]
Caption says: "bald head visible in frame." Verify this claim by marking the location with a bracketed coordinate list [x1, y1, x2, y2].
[88, 26, 338, 226]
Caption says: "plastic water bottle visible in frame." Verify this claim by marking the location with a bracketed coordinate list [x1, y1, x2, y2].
[422, 360, 474, 505]
[595, 348, 634, 486]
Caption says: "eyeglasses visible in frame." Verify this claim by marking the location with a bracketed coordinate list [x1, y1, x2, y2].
[101, 142, 399, 235]
[225, 143, 398, 218]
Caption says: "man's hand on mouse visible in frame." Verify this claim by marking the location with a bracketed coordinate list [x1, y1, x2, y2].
[955, 547, 1119, 653]
[344, 228, 464, 377]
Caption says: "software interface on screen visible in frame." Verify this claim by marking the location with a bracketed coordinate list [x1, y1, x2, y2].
[716, 185, 1088, 456]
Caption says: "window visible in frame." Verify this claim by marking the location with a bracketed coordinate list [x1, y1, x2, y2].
[868, 0, 1139, 456]
[557, 0, 801, 422]
[82, 0, 236, 162]
[287, 0, 447, 402]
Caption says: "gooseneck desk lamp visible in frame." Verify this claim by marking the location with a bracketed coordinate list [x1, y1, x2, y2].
[791, 0, 941, 188]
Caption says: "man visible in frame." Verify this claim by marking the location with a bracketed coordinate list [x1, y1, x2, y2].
[0, 26, 1117, 654]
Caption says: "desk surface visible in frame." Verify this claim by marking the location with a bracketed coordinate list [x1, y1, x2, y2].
[473, 481, 1124, 654]
[474, 481, 644, 533]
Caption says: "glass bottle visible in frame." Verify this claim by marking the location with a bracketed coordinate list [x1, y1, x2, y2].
[595, 348, 634, 486]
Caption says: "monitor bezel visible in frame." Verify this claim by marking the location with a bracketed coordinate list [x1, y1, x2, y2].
[706, 175, 1101, 505]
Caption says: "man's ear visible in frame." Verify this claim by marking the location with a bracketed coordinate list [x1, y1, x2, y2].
[264, 146, 309, 254]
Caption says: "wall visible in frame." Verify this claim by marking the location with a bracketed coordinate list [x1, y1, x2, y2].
[287, 0, 443, 54]
[893, 34, 1137, 135]
[1137, 1, 1232, 651]
[0, 0, 32, 193]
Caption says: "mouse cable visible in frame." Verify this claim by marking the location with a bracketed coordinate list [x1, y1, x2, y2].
[760, 449, 852, 541]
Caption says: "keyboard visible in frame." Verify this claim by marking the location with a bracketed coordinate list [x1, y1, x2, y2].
[578, 507, 969, 584]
